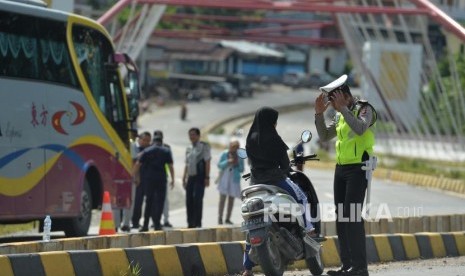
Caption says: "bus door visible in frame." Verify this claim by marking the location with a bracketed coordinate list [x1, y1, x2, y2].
[104, 65, 131, 207]
[71, 26, 133, 207]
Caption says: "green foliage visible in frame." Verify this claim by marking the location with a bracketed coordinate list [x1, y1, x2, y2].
[159, 8, 265, 30]
[120, 261, 142, 276]
[317, 150, 465, 180]
[374, 121, 397, 134]
[211, 126, 225, 135]
[0, 222, 35, 235]
[437, 55, 450, 77]
[343, 60, 353, 74]
[377, 154, 465, 180]
[420, 52, 465, 135]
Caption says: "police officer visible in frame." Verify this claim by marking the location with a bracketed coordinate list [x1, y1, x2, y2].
[314, 74, 376, 276]
[133, 133, 174, 231]
[153, 130, 175, 228]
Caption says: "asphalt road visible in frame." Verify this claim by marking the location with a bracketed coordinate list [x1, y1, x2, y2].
[4, 85, 464, 245]
[2, 86, 464, 275]
[132, 86, 465, 230]
[255, 256, 465, 276]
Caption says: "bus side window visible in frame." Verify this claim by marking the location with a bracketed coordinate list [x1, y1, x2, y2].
[0, 10, 78, 88]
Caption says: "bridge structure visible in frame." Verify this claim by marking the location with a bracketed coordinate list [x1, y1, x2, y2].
[97, 0, 465, 161]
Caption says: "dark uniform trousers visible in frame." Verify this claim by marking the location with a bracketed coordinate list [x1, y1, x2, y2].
[334, 163, 368, 270]
[143, 180, 167, 230]
[186, 174, 205, 228]
[132, 183, 145, 227]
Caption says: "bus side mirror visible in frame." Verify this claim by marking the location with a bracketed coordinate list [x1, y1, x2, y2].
[127, 93, 139, 122]
[127, 70, 140, 100]
[126, 70, 140, 122]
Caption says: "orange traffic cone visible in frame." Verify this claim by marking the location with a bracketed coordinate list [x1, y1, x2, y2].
[99, 191, 116, 235]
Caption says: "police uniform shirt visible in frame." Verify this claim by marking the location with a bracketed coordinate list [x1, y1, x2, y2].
[315, 102, 374, 142]
[139, 145, 173, 184]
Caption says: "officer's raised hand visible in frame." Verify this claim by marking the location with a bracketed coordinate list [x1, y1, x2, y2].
[315, 93, 330, 114]
[330, 91, 350, 112]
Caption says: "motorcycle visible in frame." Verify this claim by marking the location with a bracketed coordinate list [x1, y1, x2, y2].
[238, 130, 324, 276]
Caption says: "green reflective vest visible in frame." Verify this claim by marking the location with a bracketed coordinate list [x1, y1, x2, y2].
[335, 105, 375, 165]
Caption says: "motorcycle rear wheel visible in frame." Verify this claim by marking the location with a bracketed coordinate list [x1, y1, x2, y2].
[256, 234, 285, 276]
[305, 246, 324, 275]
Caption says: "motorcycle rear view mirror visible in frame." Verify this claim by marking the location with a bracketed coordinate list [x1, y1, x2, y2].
[301, 130, 312, 143]
[237, 148, 248, 159]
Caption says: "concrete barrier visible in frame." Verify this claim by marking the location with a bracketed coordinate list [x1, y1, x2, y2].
[2, 214, 465, 255]
[0, 232, 464, 276]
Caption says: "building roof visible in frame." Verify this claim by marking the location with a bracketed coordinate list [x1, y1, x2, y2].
[167, 48, 234, 61]
[149, 37, 284, 61]
[215, 39, 284, 58]
[148, 38, 217, 53]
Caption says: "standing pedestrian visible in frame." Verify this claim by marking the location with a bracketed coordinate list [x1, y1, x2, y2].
[217, 140, 244, 225]
[130, 132, 152, 229]
[119, 131, 144, 232]
[182, 127, 211, 228]
[180, 101, 187, 121]
[133, 132, 174, 232]
[152, 130, 174, 228]
[314, 74, 376, 276]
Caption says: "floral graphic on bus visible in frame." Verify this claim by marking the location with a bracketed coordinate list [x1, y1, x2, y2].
[52, 101, 86, 135]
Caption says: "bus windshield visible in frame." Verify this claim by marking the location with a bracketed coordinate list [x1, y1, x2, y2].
[71, 25, 129, 143]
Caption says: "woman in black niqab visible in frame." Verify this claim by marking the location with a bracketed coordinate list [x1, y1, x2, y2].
[246, 107, 288, 161]
[242, 107, 316, 276]
[246, 107, 290, 184]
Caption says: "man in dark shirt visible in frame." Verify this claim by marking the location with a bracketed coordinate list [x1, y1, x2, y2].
[130, 132, 152, 229]
[133, 135, 174, 231]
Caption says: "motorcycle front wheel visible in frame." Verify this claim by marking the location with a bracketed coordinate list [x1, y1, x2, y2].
[256, 233, 285, 276]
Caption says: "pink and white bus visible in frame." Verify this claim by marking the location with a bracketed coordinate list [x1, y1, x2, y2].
[0, 0, 140, 236]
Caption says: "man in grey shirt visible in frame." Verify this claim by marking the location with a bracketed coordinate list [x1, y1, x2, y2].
[182, 127, 211, 228]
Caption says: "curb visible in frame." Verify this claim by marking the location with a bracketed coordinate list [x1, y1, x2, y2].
[0, 227, 245, 255]
[1, 232, 464, 276]
[2, 214, 465, 255]
[201, 101, 312, 139]
[307, 161, 465, 196]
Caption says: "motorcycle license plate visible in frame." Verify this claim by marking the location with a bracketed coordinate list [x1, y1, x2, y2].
[241, 217, 271, 232]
